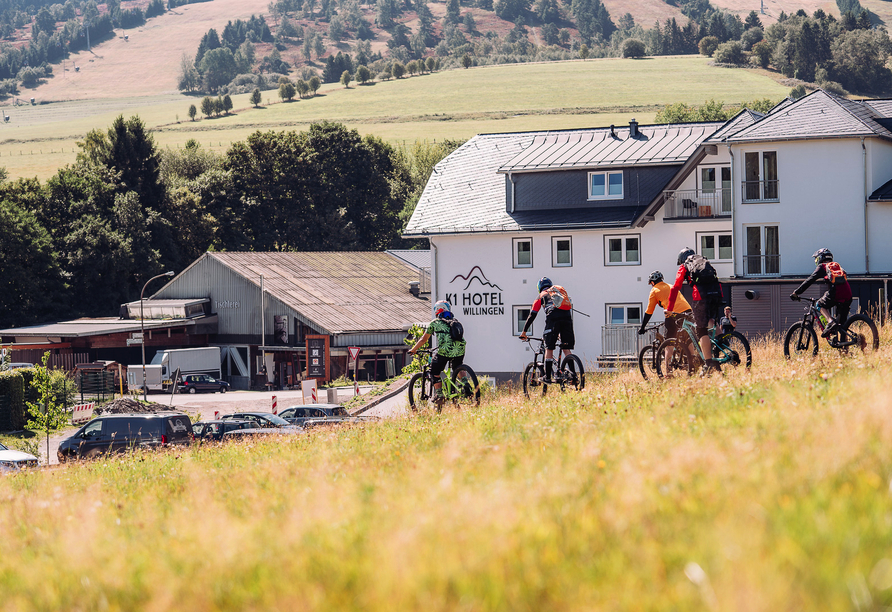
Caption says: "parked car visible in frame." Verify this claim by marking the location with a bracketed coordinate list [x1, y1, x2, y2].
[178, 374, 230, 394]
[278, 404, 350, 426]
[222, 427, 304, 440]
[8, 363, 34, 370]
[0, 442, 39, 472]
[57, 412, 193, 462]
[192, 419, 259, 442]
[220, 412, 301, 430]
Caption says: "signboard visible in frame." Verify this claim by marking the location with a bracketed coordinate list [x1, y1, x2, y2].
[126, 338, 142, 345]
[444, 265, 505, 317]
[306, 335, 330, 380]
[131, 332, 143, 339]
[274, 315, 288, 345]
[348, 346, 361, 362]
[71, 402, 95, 424]
[302, 379, 317, 404]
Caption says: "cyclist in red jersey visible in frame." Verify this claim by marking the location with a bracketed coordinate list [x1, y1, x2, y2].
[668, 247, 723, 373]
[519, 277, 574, 384]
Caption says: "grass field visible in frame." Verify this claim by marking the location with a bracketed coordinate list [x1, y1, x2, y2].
[1, 333, 891, 610]
[0, 56, 791, 179]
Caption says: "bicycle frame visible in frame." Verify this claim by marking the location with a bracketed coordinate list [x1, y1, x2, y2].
[677, 316, 739, 365]
[414, 350, 467, 402]
[796, 297, 859, 349]
[524, 338, 569, 378]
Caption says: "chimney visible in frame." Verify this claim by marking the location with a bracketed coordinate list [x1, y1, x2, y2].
[409, 281, 420, 297]
[610, 124, 616, 138]
[629, 118, 639, 138]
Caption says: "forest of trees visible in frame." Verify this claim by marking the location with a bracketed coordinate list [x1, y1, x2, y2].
[0, 116, 462, 327]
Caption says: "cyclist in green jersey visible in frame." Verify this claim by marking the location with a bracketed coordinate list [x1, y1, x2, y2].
[409, 300, 467, 400]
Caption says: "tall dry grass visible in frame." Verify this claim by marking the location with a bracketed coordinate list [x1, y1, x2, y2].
[2, 330, 892, 610]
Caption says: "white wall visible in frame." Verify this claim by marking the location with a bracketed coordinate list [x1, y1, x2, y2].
[732, 139, 869, 276]
[430, 207, 731, 374]
[866, 139, 892, 274]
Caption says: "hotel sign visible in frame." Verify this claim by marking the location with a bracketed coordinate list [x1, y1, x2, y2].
[444, 266, 504, 316]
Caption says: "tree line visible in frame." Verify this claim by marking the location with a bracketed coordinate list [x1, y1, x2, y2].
[0, 116, 461, 329]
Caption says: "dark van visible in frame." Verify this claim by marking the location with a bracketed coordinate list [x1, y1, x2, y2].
[57, 412, 192, 462]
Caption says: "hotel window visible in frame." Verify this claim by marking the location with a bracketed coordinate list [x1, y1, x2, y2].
[606, 304, 642, 325]
[589, 170, 623, 200]
[743, 151, 778, 202]
[513, 305, 531, 336]
[604, 234, 640, 265]
[744, 224, 780, 276]
[697, 232, 733, 262]
[513, 237, 532, 268]
[552, 236, 572, 267]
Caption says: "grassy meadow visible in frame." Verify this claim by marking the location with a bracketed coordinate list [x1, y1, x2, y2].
[0, 56, 790, 179]
[2, 332, 892, 610]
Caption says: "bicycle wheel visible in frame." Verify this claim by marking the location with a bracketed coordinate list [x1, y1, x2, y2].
[638, 345, 660, 380]
[655, 338, 694, 378]
[408, 372, 435, 411]
[716, 331, 752, 369]
[560, 354, 585, 391]
[784, 322, 819, 359]
[522, 362, 547, 398]
[841, 313, 879, 354]
[452, 365, 481, 406]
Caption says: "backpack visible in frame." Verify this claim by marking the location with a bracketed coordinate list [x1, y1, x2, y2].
[684, 254, 719, 287]
[825, 261, 847, 285]
[447, 319, 464, 342]
[544, 285, 572, 311]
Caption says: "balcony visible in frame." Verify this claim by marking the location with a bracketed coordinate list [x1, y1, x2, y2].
[742, 180, 779, 203]
[742, 254, 781, 276]
[598, 324, 658, 368]
[664, 188, 731, 220]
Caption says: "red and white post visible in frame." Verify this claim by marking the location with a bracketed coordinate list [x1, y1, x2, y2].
[271, 395, 278, 415]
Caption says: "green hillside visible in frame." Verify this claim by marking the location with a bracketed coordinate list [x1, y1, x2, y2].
[0, 56, 788, 179]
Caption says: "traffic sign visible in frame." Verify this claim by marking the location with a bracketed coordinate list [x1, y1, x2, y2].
[348, 346, 361, 361]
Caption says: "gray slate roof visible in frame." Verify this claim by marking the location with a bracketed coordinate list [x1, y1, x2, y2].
[405, 123, 722, 236]
[498, 123, 719, 172]
[704, 109, 765, 144]
[719, 90, 892, 144]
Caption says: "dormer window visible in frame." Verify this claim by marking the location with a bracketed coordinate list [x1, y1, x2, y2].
[589, 171, 623, 200]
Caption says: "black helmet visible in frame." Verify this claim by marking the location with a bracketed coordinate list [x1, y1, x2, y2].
[813, 248, 833, 264]
[648, 270, 663, 284]
[537, 277, 553, 292]
[677, 247, 696, 266]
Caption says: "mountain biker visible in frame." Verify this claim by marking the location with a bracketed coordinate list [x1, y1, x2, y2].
[668, 247, 724, 373]
[639, 270, 692, 370]
[519, 277, 574, 383]
[790, 248, 853, 338]
[408, 300, 467, 400]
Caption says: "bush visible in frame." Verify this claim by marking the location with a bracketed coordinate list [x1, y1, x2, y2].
[750, 40, 772, 68]
[0, 370, 25, 431]
[622, 38, 646, 58]
[790, 84, 807, 99]
[699, 36, 719, 58]
[713, 41, 745, 65]
[820, 81, 848, 96]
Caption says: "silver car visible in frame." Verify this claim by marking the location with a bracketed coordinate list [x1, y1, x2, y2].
[0, 443, 39, 472]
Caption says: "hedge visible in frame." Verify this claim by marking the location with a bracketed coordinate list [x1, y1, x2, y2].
[0, 370, 25, 431]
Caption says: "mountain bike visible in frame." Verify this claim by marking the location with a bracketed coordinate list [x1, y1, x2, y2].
[655, 313, 752, 377]
[522, 337, 585, 397]
[637, 323, 666, 380]
[408, 349, 480, 411]
[784, 296, 879, 358]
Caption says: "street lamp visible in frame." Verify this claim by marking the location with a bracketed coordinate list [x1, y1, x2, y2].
[141, 271, 175, 401]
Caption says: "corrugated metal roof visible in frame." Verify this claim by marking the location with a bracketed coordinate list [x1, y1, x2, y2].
[498, 122, 721, 172]
[385, 249, 431, 270]
[722, 90, 892, 144]
[207, 252, 431, 335]
[0, 317, 195, 338]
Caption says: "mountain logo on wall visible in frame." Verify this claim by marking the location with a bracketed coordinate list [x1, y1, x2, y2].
[449, 266, 503, 291]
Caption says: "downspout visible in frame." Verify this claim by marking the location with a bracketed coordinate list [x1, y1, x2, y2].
[431, 239, 439, 306]
[727, 144, 737, 277]
[862, 138, 869, 274]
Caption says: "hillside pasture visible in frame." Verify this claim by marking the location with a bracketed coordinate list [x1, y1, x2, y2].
[1, 334, 891, 610]
[0, 57, 790, 179]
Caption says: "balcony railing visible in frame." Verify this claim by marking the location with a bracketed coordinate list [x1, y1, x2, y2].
[601, 324, 657, 357]
[664, 188, 731, 220]
[743, 254, 781, 276]
[742, 180, 779, 203]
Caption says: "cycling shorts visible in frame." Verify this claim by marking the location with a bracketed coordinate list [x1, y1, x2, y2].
[543, 317, 575, 351]
[692, 296, 722, 338]
[817, 292, 852, 324]
[664, 310, 691, 339]
[431, 353, 463, 377]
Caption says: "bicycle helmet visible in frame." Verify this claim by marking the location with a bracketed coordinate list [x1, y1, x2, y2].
[677, 247, 696, 266]
[813, 248, 833, 264]
[433, 300, 452, 319]
[648, 270, 663, 284]
[537, 277, 553, 292]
